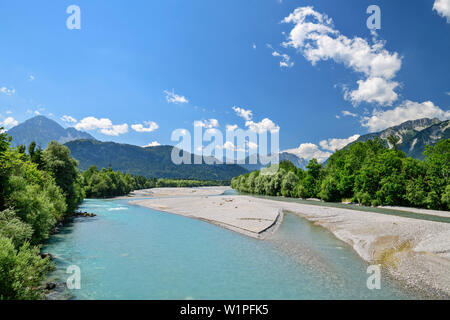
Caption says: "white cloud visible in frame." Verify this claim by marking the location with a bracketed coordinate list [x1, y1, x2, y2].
[223, 141, 236, 151]
[245, 118, 280, 133]
[99, 124, 129, 136]
[361, 100, 450, 132]
[246, 141, 258, 149]
[193, 119, 219, 128]
[143, 141, 161, 147]
[61, 115, 77, 124]
[226, 124, 238, 131]
[252, 43, 257, 50]
[319, 134, 360, 152]
[272, 51, 294, 68]
[164, 89, 189, 104]
[282, 6, 402, 106]
[0, 87, 15, 96]
[131, 121, 159, 133]
[342, 110, 357, 117]
[345, 77, 399, 106]
[6, 110, 12, 114]
[232, 106, 253, 121]
[434, 0, 450, 23]
[29, 75, 35, 81]
[220, 140, 256, 152]
[75, 117, 129, 136]
[34, 110, 41, 115]
[284, 143, 332, 163]
[0, 117, 18, 129]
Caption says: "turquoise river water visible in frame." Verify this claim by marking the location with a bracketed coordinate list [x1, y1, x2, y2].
[43, 198, 417, 299]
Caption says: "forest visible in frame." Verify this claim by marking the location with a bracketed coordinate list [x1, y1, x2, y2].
[0, 130, 227, 299]
[232, 138, 450, 211]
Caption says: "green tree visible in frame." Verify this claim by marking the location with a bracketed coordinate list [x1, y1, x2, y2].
[43, 141, 83, 212]
[281, 171, 299, 197]
[0, 209, 33, 248]
[0, 236, 52, 300]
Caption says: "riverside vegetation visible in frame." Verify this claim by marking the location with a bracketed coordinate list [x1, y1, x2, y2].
[0, 129, 227, 299]
[232, 138, 450, 211]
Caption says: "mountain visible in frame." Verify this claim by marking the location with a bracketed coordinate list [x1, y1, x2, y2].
[279, 152, 308, 169]
[65, 139, 248, 180]
[239, 152, 308, 172]
[7, 116, 95, 148]
[351, 118, 449, 159]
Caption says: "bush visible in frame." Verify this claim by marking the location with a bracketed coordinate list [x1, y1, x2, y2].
[0, 236, 52, 300]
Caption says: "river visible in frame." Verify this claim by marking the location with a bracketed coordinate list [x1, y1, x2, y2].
[43, 198, 415, 299]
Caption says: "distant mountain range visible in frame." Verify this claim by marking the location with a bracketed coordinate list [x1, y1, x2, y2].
[239, 152, 309, 171]
[7, 115, 95, 148]
[6, 116, 448, 180]
[65, 139, 248, 180]
[351, 118, 449, 159]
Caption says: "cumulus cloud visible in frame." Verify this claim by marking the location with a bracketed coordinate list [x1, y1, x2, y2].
[223, 141, 236, 151]
[361, 100, 450, 132]
[433, 0, 450, 23]
[61, 115, 77, 124]
[75, 117, 129, 136]
[284, 143, 332, 163]
[131, 121, 159, 133]
[246, 141, 258, 149]
[232, 106, 253, 121]
[226, 124, 238, 131]
[98, 124, 128, 136]
[345, 77, 399, 106]
[319, 134, 360, 152]
[272, 51, 294, 68]
[0, 117, 18, 129]
[193, 119, 219, 128]
[143, 141, 161, 147]
[342, 110, 357, 117]
[245, 118, 280, 133]
[282, 6, 402, 106]
[164, 89, 188, 104]
[220, 140, 256, 152]
[0, 87, 15, 96]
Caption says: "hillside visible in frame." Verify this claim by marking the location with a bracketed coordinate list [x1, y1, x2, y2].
[65, 139, 248, 180]
[7, 116, 95, 148]
[239, 152, 308, 172]
[352, 118, 449, 159]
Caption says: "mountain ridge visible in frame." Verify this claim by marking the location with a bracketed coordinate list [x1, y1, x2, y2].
[7, 115, 95, 148]
[350, 117, 449, 159]
[65, 139, 248, 180]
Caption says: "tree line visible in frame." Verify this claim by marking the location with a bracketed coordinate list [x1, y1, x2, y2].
[231, 138, 449, 211]
[0, 130, 228, 299]
[82, 166, 228, 198]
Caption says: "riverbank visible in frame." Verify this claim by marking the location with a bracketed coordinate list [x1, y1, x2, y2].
[130, 187, 450, 298]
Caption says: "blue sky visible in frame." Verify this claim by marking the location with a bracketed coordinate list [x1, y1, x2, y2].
[0, 0, 449, 161]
